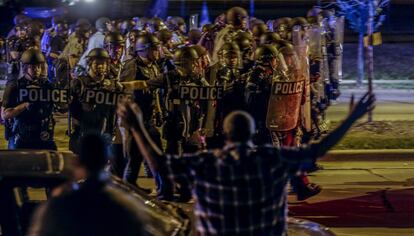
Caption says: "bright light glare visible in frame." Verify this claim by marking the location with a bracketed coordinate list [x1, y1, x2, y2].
[84, 0, 95, 2]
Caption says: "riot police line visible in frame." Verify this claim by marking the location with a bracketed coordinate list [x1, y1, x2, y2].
[0, 5, 345, 201]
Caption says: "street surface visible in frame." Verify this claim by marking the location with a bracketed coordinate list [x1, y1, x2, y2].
[294, 88, 414, 235]
[289, 159, 414, 236]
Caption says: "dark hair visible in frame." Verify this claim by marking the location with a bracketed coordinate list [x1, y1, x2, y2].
[223, 111, 255, 143]
[79, 134, 110, 174]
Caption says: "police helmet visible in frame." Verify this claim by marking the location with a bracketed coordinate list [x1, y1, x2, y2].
[86, 48, 110, 60]
[21, 49, 46, 65]
[234, 31, 253, 51]
[156, 29, 173, 44]
[279, 43, 296, 56]
[254, 44, 279, 62]
[174, 46, 199, 66]
[104, 32, 125, 46]
[151, 17, 166, 32]
[252, 23, 268, 38]
[135, 34, 160, 52]
[220, 42, 240, 56]
[260, 32, 281, 45]
[290, 17, 309, 28]
[226, 7, 248, 26]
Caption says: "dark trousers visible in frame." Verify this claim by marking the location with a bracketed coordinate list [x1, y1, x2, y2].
[124, 124, 174, 199]
[109, 143, 127, 178]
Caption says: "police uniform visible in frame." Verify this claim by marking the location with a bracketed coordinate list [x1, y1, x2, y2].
[205, 42, 247, 148]
[120, 35, 173, 197]
[69, 75, 119, 154]
[2, 49, 56, 150]
[245, 45, 282, 145]
[245, 65, 273, 145]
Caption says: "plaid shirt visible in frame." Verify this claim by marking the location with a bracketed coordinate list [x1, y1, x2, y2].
[165, 142, 317, 235]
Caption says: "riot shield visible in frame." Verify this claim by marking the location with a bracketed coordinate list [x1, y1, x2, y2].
[308, 24, 322, 61]
[334, 16, 345, 82]
[266, 47, 303, 132]
[266, 78, 305, 132]
[321, 18, 330, 85]
[189, 14, 199, 30]
[308, 24, 325, 102]
[292, 25, 312, 133]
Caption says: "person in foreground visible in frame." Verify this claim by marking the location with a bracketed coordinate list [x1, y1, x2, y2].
[27, 134, 146, 236]
[118, 92, 375, 235]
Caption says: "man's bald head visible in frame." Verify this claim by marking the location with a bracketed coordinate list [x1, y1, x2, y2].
[223, 111, 255, 143]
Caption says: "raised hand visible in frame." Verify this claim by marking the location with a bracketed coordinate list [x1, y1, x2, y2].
[349, 92, 376, 121]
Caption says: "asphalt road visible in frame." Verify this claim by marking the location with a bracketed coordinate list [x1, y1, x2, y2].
[290, 160, 414, 236]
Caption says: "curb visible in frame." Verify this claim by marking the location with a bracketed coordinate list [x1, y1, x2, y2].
[322, 149, 414, 161]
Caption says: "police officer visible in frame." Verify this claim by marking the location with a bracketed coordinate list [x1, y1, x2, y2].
[212, 7, 250, 63]
[104, 32, 125, 80]
[206, 42, 246, 148]
[69, 48, 121, 154]
[233, 31, 255, 74]
[252, 23, 268, 46]
[245, 44, 282, 145]
[266, 44, 302, 147]
[163, 46, 207, 155]
[274, 17, 292, 41]
[150, 17, 167, 33]
[1, 49, 56, 150]
[120, 34, 174, 198]
[103, 32, 128, 177]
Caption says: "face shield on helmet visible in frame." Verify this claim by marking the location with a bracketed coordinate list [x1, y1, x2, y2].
[106, 44, 124, 61]
[86, 48, 110, 79]
[135, 35, 161, 62]
[104, 33, 125, 61]
[280, 48, 301, 77]
[148, 45, 161, 61]
[174, 47, 202, 76]
[274, 51, 288, 73]
[26, 64, 43, 79]
[88, 57, 109, 79]
[223, 51, 241, 69]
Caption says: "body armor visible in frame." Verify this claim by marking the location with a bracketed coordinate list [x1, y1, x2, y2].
[69, 75, 121, 153]
[10, 77, 55, 147]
